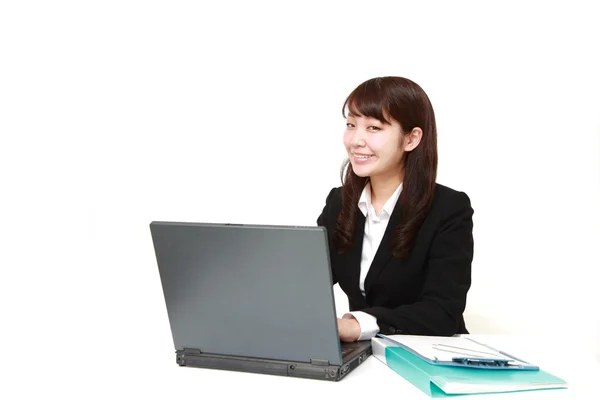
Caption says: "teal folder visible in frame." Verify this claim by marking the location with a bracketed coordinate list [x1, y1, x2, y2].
[372, 337, 568, 397]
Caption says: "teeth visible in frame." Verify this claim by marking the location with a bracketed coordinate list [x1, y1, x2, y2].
[355, 155, 373, 159]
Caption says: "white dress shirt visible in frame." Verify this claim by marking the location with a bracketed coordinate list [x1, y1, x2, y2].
[342, 181, 403, 340]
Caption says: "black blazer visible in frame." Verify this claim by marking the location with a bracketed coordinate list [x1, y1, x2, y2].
[317, 183, 474, 337]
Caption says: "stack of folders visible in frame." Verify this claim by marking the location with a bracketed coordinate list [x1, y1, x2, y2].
[372, 334, 568, 397]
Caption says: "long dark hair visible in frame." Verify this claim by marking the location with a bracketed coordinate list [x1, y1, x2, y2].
[334, 76, 438, 260]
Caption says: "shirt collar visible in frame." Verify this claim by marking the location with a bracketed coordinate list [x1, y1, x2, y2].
[358, 181, 403, 217]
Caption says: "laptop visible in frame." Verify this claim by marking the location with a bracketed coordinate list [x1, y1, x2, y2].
[150, 221, 372, 381]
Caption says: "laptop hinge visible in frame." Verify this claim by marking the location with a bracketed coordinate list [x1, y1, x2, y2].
[310, 358, 330, 366]
[177, 348, 202, 366]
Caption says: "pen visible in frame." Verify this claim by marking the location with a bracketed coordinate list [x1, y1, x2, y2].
[452, 357, 516, 367]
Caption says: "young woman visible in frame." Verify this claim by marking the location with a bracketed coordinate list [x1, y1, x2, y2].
[317, 76, 474, 342]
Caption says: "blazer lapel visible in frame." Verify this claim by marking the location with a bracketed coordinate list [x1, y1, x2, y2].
[363, 201, 403, 295]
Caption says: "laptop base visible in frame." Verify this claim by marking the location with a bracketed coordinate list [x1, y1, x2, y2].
[176, 345, 372, 381]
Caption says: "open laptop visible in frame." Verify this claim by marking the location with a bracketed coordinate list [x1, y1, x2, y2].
[150, 221, 371, 381]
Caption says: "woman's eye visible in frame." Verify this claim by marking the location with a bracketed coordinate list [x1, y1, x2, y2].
[346, 123, 355, 128]
[368, 126, 381, 131]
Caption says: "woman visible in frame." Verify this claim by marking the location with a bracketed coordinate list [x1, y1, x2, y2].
[317, 76, 474, 342]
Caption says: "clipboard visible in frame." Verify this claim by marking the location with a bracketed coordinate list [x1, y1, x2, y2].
[376, 334, 540, 370]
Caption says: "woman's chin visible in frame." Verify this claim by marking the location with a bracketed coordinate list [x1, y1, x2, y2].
[351, 163, 374, 178]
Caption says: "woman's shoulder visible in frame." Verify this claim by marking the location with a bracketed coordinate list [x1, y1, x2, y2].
[320, 183, 472, 212]
[316, 186, 344, 228]
[322, 186, 343, 207]
[432, 183, 474, 215]
[434, 183, 470, 200]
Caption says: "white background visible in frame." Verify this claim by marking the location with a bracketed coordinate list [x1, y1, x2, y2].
[1, 1, 599, 398]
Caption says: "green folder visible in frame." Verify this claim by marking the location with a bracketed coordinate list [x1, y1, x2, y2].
[372, 338, 568, 397]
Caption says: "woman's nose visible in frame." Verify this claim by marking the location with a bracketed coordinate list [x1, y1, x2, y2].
[351, 128, 367, 147]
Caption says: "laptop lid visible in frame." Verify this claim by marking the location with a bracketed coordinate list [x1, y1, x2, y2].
[150, 221, 344, 366]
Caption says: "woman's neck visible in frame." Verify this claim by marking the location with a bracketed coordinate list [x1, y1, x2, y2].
[370, 174, 403, 212]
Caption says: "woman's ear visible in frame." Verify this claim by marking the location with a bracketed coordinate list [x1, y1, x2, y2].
[403, 127, 423, 152]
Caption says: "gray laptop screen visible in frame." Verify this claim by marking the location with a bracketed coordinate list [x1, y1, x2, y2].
[150, 222, 343, 365]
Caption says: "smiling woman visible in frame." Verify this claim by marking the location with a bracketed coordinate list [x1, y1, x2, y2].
[317, 76, 474, 342]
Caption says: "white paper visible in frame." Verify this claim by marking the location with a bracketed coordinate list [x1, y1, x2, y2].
[378, 334, 516, 363]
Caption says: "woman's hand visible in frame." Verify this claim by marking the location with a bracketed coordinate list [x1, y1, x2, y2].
[337, 317, 361, 342]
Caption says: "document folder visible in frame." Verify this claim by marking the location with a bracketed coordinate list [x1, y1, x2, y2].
[372, 335, 568, 397]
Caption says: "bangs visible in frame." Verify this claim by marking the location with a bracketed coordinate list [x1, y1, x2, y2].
[342, 80, 391, 124]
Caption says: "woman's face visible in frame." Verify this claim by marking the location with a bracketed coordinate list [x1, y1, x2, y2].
[343, 112, 405, 180]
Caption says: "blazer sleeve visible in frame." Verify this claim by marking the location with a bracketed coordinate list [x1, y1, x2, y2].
[363, 191, 474, 336]
[316, 187, 338, 285]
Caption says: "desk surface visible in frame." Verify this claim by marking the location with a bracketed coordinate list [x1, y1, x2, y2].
[123, 334, 598, 399]
[15, 334, 597, 399]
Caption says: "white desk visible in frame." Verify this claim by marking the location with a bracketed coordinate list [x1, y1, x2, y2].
[22, 334, 596, 399]
[94, 334, 596, 399]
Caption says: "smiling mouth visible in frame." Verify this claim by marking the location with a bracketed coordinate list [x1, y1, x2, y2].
[353, 154, 374, 160]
